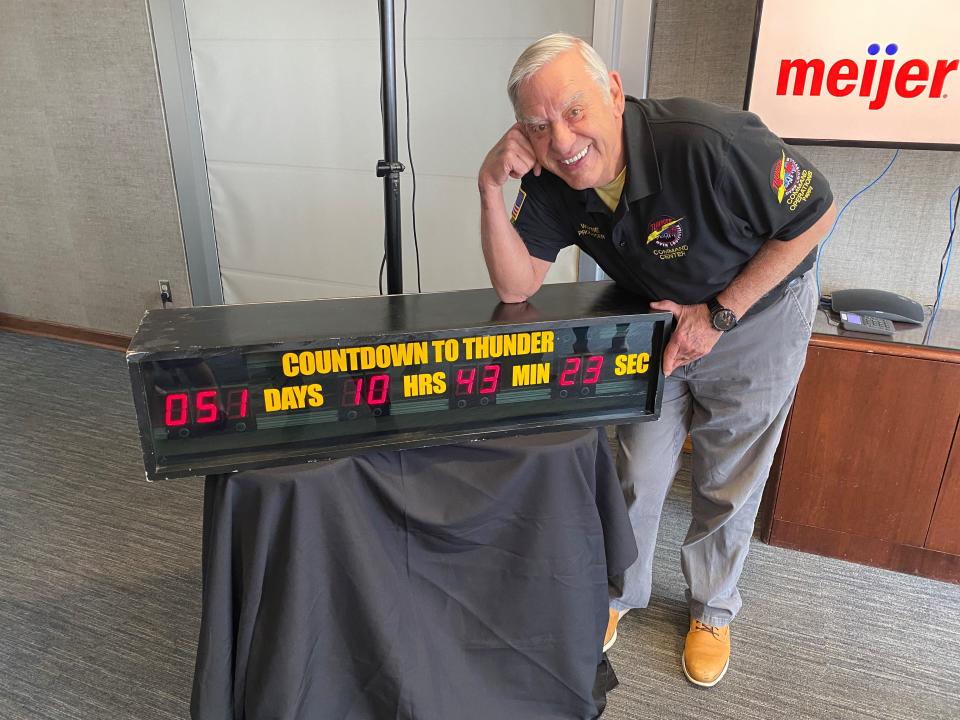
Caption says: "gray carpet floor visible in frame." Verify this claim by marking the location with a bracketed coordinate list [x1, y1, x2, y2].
[1, 330, 958, 719]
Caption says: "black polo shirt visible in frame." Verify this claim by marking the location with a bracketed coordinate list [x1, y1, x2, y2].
[511, 97, 834, 305]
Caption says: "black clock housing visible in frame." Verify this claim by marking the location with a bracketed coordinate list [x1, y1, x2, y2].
[127, 282, 672, 480]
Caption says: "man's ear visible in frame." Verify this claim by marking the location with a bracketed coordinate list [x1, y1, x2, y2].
[608, 71, 626, 115]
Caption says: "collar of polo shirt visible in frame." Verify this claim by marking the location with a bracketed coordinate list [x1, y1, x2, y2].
[581, 99, 662, 214]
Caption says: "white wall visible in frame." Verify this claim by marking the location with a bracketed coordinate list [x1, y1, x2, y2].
[183, 0, 594, 303]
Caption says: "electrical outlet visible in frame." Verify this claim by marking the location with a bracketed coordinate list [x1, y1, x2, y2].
[158, 280, 173, 305]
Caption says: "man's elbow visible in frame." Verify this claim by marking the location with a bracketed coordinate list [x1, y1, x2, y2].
[492, 277, 542, 304]
[495, 287, 533, 304]
[488, 258, 548, 303]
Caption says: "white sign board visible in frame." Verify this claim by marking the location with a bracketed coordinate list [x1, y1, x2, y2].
[746, 0, 959, 148]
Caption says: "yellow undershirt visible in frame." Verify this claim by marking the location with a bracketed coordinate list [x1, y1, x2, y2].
[594, 167, 627, 212]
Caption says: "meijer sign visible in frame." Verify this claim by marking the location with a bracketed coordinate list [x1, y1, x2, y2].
[747, 0, 959, 146]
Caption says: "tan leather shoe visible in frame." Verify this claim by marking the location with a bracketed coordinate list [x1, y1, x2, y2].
[602, 608, 624, 653]
[682, 619, 730, 687]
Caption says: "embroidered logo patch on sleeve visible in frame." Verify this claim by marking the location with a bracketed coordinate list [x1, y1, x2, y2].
[510, 188, 527, 224]
[770, 149, 814, 211]
[770, 149, 799, 204]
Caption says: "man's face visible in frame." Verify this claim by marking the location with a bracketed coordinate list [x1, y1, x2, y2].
[516, 49, 626, 190]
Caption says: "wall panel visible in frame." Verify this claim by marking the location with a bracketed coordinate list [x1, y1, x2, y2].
[0, 0, 189, 334]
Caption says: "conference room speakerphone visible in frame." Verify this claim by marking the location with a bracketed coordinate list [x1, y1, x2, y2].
[840, 312, 896, 336]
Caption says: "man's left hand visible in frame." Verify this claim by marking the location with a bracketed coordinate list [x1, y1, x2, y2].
[649, 300, 723, 376]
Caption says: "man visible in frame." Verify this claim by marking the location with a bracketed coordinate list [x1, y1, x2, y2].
[478, 34, 836, 687]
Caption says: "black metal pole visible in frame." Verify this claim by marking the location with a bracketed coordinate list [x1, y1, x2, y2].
[376, 0, 404, 294]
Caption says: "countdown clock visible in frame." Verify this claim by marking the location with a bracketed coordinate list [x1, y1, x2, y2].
[127, 281, 672, 480]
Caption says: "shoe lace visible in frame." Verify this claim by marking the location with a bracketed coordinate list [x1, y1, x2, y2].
[693, 620, 722, 640]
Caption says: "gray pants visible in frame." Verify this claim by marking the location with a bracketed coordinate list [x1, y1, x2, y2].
[611, 273, 818, 626]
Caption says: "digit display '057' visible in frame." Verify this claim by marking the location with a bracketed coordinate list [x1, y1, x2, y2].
[127, 283, 672, 480]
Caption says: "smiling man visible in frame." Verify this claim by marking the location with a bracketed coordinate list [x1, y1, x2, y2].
[478, 34, 836, 687]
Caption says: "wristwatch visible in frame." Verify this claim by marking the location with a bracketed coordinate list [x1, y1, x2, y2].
[707, 297, 738, 332]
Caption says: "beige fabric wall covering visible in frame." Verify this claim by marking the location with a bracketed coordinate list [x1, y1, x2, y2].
[0, 0, 189, 334]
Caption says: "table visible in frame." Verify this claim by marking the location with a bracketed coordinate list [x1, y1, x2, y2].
[191, 429, 638, 719]
[762, 308, 960, 583]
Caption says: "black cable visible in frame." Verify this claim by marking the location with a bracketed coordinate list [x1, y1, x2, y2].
[402, 0, 422, 293]
[378, 0, 387, 295]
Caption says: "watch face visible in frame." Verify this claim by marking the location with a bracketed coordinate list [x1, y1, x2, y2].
[712, 308, 737, 331]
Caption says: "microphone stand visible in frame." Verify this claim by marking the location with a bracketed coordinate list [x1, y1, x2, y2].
[376, 0, 404, 294]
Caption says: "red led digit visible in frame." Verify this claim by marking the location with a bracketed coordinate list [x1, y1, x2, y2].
[165, 393, 189, 427]
[226, 388, 248, 419]
[195, 390, 218, 424]
[455, 367, 477, 395]
[479, 364, 500, 394]
[339, 378, 363, 407]
[583, 355, 604, 384]
[559, 357, 581, 386]
[367, 374, 390, 405]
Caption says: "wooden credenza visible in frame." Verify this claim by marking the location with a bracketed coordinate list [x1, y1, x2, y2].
[762, 310, 960, 584]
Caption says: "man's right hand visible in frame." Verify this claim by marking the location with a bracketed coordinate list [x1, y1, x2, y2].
[478, 124, 552, 304]
[478, 124, 542, 194]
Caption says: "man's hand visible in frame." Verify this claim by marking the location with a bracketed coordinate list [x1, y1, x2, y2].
[479, 124, 541, 193]
[649, 300, 722, 376]
[478, 124, 552, 303]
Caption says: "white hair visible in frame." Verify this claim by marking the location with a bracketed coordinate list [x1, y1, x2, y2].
[507, 33, 612, 116]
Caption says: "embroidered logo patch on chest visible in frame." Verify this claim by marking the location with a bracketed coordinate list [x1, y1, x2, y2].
[646, 216, 688, 260]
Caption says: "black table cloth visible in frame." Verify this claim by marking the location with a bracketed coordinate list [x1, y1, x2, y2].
[191, 428, 637, 720]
